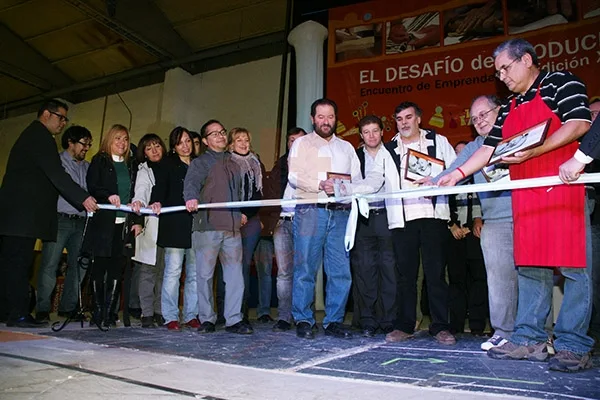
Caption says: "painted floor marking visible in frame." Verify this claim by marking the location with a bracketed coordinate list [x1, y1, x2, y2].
[437, 380, 599, 400]
[285, 342, 383, 372]
[381, 357, 447, 365]
[309, 366, 426, 382]
[438, 373, 543, 385]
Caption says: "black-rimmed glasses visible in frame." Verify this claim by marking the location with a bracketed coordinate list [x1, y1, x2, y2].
[50, 111, 69, 123]
[77, 141, 92, 148]
[206, 129, 227, 138]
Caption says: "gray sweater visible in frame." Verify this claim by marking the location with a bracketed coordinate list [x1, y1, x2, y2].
[434, 136, 513, 223]
[183, 149, 242, 232]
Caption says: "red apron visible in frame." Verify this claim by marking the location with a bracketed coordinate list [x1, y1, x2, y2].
[503, 86, 585, 267]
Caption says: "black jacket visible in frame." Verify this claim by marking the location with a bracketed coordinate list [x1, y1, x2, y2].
[0, 121, 89, 240]
[151, 156, 193, 249]
[85, 152, 139, 257]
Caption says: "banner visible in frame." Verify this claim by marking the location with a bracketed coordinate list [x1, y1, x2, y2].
[327, 0, 600, 146]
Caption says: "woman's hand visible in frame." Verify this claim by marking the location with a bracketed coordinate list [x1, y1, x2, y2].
[150, 202, 162, 215]
[108, 194, 121, 208]
[132, 224, 143, 237]
[131, 200, 143, 214]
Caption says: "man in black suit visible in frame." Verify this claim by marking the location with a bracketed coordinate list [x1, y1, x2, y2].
[0, 99, 98, 328]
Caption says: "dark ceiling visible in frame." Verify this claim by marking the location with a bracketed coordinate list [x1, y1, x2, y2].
[0, 0, 369, 118]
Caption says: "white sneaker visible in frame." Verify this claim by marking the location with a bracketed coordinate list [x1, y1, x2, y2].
[481, 335, 508, 351]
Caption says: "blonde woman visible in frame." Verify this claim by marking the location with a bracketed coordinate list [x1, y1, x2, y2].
[86, 124, 140, 327]
[223, 128, 271, 322]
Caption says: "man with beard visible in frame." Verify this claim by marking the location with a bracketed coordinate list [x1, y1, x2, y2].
[288, 98, 384, 339]
[35, 125, 94, 323]
[383, 101, 457, 345]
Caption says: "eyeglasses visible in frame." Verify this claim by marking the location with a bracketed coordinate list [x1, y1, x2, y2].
[206, 129, 227, 138]
[470, 107, 498, 124]
[50, 111, 69, 123]
[495, 57, 521, 79]
[77, 141, 92, 148]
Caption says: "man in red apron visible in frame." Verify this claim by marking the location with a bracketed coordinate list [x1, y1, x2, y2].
[438, 38, 594, 372]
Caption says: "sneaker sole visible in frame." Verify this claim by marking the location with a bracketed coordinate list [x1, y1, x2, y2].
[549, 359, 593, 372]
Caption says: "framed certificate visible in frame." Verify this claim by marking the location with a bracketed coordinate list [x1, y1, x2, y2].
[487, 118, 551, 165]
[405, 149, 445, 181]
[481, 163, 510, 182]
[327, 172, 352, 197]
[326, 172, 352, 183]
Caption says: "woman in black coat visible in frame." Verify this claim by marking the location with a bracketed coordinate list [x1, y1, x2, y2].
[149, 126, 198, 331]
[86, 124, 139, 327]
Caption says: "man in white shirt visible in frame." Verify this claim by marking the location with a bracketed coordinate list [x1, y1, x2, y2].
[288, 98, 383, 339]
[383, 101, 457, 345]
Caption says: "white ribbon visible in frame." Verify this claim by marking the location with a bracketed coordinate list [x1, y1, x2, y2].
[95, 173, 600, 251]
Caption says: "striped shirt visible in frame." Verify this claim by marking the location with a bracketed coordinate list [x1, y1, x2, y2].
[483, 70, 591, 148]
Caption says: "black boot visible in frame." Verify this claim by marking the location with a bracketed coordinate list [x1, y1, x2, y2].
[90, 280, 104, 327]
[103, 279, 120, 328]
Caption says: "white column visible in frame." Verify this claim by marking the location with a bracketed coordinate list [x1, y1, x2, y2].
[159, 67, 194, 133]
[288, 20, 328, 132]
[288, 21, 329, 312]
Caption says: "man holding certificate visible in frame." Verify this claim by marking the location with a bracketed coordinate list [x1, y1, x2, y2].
[438, 38, 593, 372]
[383, 101, 457, 346]
[288, 98, 384, 340]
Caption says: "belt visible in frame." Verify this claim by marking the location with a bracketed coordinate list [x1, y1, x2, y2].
[369, 208, 387, 215]
[58, 212, 85, 220]
[280, 216, 293, 221]
[316, 203, 351, 211]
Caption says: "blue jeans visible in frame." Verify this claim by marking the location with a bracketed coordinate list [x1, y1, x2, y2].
[253, 238, 274, 317]
[589, 224, 600, 339]
[479, 221, 518, 338]
[292, 205, 351, 327]
[161, 247, 197, 323]
[36, 215, 86, 313]
[510, 212, 594, 354]
[274, 218, 294, 322]
[241, 216, 262, 314]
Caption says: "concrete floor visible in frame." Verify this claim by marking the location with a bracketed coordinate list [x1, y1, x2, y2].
[1, 314, 599, 400]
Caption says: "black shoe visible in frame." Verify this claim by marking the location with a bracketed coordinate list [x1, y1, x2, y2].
[226, 320, 253, 334]
[296, 322, 314, 339]
[153, 314, 165, 326]
[257, 314, 274, 323]
[35, 311, 50, 323]
[324, 322, 353, 339]
[7, 314, 48, 328]
[141, 316, 156, 328]
[362, 326, 377, 338]
[272, 320, 291, 332]
[216, 315, 226, 326]
[380, 325, 394, 334]
[128, 307, 142, 319]
[197, 321, 216, 334]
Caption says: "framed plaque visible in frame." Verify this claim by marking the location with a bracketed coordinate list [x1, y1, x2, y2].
[487, 118, 551, 165]
[405, 148, 445, 181]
